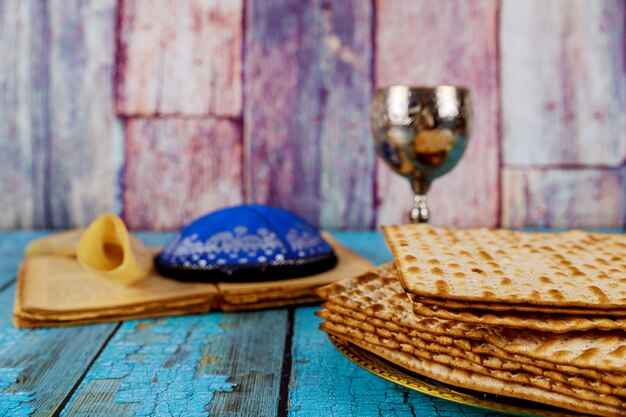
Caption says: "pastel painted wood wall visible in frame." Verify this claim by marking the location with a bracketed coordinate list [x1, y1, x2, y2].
[0, 0, 624, 230]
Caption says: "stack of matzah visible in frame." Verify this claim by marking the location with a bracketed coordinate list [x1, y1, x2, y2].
[316, 224, 626, 416]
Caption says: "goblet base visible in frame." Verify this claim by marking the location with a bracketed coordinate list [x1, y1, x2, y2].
[409, 194, 429, 223]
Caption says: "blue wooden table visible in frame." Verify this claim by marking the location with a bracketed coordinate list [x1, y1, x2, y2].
[0, 231, 509, 417]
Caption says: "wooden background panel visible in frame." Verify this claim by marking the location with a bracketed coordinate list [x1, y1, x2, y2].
[501, 168, 626, 229]
[0, 0, 49, 229]
[117, 0, 243, 117]
[501, 0, 626, 166]
[244, 0, 375, 229]
[48, 0, 122, 228]
[123, 118, 243, 230]
[375, 0, 500, 227]
[1, 0, 626, 230]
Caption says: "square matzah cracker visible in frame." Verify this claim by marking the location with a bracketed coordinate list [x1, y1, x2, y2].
[316, 264, 626, 376]
[383, 224, 626, 309]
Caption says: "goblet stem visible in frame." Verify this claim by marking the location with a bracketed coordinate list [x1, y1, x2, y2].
[409, 194, 429, 223]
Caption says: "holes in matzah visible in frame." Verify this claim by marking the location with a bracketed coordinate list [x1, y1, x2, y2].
[408, 266, 421, 274]
[587, 286, 609, 302]
[370, 304, 383, 312]
[430, 267, 445, 277]
[539, 276, 553, 284]
[548, 289, 565, 301]
[435, 280, 449, 295]
[478, 250, 493, 261]
[605, 345, 626, 359]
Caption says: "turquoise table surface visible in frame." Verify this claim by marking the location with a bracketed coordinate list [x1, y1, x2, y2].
[0, 231, 514, 417]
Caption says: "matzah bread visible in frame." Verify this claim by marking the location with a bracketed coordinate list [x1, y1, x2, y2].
[325, 331, 626, 417]
[383, 224, 626, 309]
[321, 319, 626, 407]
[484, 327, 626, 373]
[316, 265, 626, 373]
[415, 294, 626, 316]
[322, 300, 626, 387]
[411, 301, 626, 333]
[317, 263, 488, 338]
[319, 309, 626, 398]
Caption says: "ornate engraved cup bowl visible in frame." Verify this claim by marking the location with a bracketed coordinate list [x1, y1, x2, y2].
[371, 86, 472, 223]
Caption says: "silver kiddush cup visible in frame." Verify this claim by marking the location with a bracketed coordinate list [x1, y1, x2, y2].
[371, 86, 472, 223]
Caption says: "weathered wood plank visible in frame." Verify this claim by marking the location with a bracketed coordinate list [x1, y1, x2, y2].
[202, 310, 287, 417]
[501, 0, 626, 166]
[501, 168, 626, 229]
[47, 0, 122, 228]
[0, 0, 49, 229]
[0, 0, 121, 229]
[117, 0, 243, 117]
[132, 231, 174, 247]
[61, 310, 287, 417]
[0, 284, 118, 417]
[375, 0, 500, 227]
[0, 231, 50, 289]
[330, 231, 392, 266]
[244, 0, 375, 228]
[59, 316, 234, 416]
[123, 118, 243, 230]
[289, 306, 509, 417]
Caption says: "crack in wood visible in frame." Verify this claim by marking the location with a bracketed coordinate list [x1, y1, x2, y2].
[277, 308, 295, 417]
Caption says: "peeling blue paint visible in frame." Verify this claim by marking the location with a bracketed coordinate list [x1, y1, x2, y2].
[0, 316, 41, 417]
[62, 315, 236, 417]
[0, 368, 34, 417]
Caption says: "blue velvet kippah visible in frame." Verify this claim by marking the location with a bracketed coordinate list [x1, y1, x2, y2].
[155, 204, 337, 282]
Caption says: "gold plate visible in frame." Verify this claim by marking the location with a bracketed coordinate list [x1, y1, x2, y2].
[329, 335, 583, 417]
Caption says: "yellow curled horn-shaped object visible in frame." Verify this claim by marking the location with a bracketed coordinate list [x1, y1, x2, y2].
[76, 214, 153, 284]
